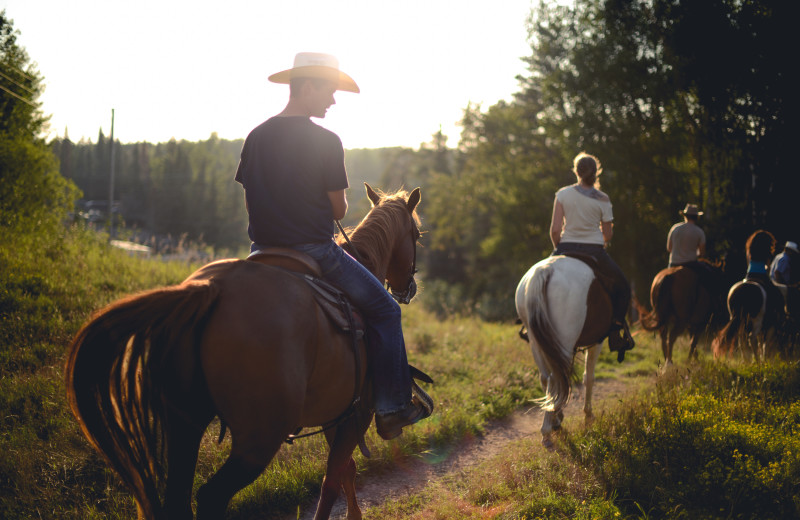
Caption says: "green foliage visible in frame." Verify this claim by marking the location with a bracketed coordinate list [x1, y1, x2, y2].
[567, 360, 800, 519]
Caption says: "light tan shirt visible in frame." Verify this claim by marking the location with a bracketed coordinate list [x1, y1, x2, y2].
[667, 221, 705, 265]
[555, 184, 613, 245]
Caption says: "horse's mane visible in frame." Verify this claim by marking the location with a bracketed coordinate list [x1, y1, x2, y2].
[337, 189, 420, 274]
[746, 229, 776, 263]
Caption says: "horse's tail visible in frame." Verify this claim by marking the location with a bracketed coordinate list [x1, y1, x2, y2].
[712, 313, 740, 358]
[712, 282, 760, 357]
[640, 272, 673, 331]
[525, 265, 573, 412]
[65, 279, 222, 518]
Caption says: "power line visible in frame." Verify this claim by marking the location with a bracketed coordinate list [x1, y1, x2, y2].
[0, 61, 35, 82]
[0, 69, 35, 95]
[0, 82, 36, 107]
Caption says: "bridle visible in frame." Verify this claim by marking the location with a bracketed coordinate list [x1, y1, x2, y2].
[386, 222, 420, 305]
[336, 218, 420, 305]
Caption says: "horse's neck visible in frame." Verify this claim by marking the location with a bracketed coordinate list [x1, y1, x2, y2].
[349, 227, 391, 281]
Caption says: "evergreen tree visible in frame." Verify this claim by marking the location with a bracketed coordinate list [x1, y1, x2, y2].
[0, 10, 78, 230]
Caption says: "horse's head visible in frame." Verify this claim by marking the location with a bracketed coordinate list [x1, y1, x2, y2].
[347, 183, 422, 304]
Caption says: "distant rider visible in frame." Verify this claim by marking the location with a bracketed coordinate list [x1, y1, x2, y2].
[770, 240, 799, 318]
[667, 204, 705, 267]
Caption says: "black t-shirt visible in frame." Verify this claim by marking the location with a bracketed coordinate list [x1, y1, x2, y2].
[235, 117, 349, 246]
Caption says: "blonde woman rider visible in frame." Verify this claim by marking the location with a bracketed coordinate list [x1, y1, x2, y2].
[549, 152, 635, 356]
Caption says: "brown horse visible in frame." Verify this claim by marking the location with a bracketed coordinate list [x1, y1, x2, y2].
[640, 261, 727, 365]
[65, 184, 422, 520]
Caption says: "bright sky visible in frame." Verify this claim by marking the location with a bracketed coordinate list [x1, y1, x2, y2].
[1, 0, 535, 149]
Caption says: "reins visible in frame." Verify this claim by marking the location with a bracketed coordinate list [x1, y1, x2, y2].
[336, 219, 419, 305]
[336, 219, 367, 266]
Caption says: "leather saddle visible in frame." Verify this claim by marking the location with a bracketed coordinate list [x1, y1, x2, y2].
[247, 248, 364, 334]
[560, 251, 617, 298]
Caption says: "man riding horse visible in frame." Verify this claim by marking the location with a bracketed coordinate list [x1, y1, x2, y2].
[666, 203, 725, 306]
[235, 52, 429, 440]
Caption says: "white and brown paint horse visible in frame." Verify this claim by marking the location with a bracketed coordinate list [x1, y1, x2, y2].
[515, 255, 615, 448]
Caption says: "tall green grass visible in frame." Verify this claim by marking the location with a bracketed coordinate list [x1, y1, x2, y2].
[363, 350, 800, 520]
[568, 360, 800, 519]
[0, 225, 199, 519]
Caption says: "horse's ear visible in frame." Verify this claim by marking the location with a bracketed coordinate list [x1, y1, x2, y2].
[407, 187, 421, 213]
[365, 183, 381, 207]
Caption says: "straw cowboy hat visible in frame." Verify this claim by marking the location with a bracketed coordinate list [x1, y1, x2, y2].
[785, 241, 798, 253]
[680, 203, 703, 217]
[268, 52, 360, 93]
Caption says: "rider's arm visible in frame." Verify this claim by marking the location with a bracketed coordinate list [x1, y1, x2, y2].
[550, 198, 565, 248]
[601, 221, 614, 246]
[328, 189, 348, 221]
[698, 241, 706, 258]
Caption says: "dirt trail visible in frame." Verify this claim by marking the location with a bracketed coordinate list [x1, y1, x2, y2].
[285, 378, 632, 520]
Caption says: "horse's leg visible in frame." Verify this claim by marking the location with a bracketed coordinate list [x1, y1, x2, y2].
[163, 413, 212, 520]
[582, 343, 602, 423]
[667, 326, 681, 367]
[314, 419, 365, 520]
[687, 330, 700, 362]
[340, 457, 360, 520]
[541, 409, 557, 450]
[659, 327, 671, 366]
[317, 426, 362, 520]
[195, 430, 286, 520]
[739, 325, 752, 361]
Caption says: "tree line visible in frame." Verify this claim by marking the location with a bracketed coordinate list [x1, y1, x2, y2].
[50, 133, 421, 253]
[3, 0, 793, 320]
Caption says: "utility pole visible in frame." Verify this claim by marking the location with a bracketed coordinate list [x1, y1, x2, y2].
[108, 108, 116, 238]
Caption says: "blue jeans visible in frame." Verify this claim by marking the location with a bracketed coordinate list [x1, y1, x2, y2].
[281, 240, 412, 415]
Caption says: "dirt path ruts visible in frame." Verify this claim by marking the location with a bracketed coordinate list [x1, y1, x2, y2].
[285, 378, 632, 520]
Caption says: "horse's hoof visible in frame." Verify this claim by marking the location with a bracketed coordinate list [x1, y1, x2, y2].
[542, 436, 556, 451]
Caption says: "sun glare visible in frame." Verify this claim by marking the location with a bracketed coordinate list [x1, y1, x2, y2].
[3, 0, 533, 149]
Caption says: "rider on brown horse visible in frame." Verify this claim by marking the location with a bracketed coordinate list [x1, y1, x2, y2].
[235, 53, 429, 440]
[666, 203, 726, 310]
[549, 152, 635, 357]
[667, 203, 706, 268]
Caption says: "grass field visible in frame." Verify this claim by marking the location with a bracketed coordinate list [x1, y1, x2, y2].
[2, 226, 799, 519]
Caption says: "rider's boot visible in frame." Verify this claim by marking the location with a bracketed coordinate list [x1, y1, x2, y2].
[608, 320, 635, 362]
[375, 398, 428, 440]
